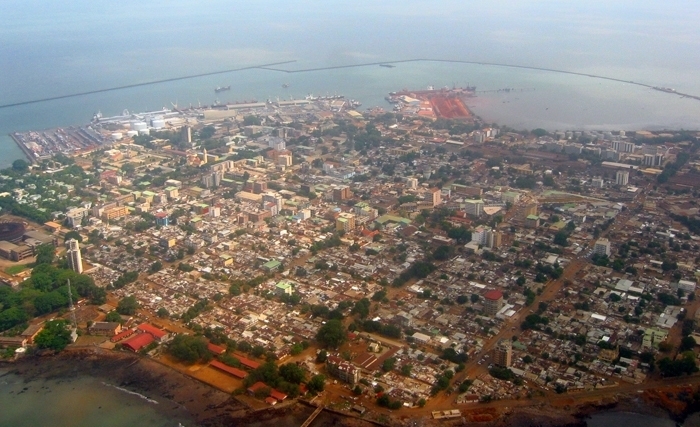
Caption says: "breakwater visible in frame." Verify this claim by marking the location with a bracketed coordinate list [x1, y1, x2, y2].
[2, 58, 700, 111]
[0, 60, 297, 110]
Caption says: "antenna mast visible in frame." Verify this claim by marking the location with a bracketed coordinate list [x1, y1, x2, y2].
[66, 279, 78, 342]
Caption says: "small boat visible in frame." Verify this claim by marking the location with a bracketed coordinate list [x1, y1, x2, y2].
[282, 83, 289, 88]
[379, 64, 395, 68]
[215, 86, 231, 93]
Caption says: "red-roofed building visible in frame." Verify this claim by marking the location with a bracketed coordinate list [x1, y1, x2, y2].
[265, 397, 277, 405]
[209, 360, 247, 379]
[122, 333, 155, 352]
[247, 381, 269, 396]
[111, 328, 136, 343]
[207, 343, 226, 355]
[269, 389, 288, 402]
[483, 290, 504, 316]
[233, 353, 260, 370]
[136, 323, 168, 341]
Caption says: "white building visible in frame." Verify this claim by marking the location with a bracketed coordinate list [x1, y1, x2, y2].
[66, 239, 83, 274]
[463, 199, 484, 217]
[616, 170, 629, 186]
[593, 238, 611, 257]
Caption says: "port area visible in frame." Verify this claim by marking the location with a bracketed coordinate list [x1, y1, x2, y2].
[10, 126, 105, 163]
[386, 87, 475, 120]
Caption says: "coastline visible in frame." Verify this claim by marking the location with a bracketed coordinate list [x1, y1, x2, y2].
[8, 132, 34, 164]
[2, 349, 690, 427]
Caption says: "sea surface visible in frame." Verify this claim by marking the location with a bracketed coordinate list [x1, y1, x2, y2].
[587, 411, 677, 427]
[1, 0, 700, 169]
[0, 370, 189, 427]
[0, 367, 687, 427]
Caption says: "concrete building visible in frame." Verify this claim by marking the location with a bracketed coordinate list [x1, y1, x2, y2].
[336, 212, 356, 232]
[483, 290, 504, 316]
[333, 186, 352, 202]
[593, 238, 611, 257]
[615, 170, 629, 186]
[524, 204, 538, 217]
[430, 188, 442, 207]
[277, 154, 292, 167]
[102, 206, 129, 221]
[326, 355, 360, 385]
[155, 212, 170, 226]
[66, 207, 90, 228]
[525, 214, 540, 228]
[66, 238, 83, 274]
[493, 339, 512, 367]
[463, 199, 484, 217]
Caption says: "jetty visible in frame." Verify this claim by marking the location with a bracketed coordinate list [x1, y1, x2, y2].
[300, 405, 323, 427]
[9, 133, 36, 164]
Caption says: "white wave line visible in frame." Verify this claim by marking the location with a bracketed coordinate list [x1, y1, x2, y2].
[102, 382, 159, 404]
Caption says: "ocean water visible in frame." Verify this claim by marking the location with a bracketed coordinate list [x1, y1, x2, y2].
[2, 0, 700, 168]
[587, 411, 677, 427]
[0, 371, 188, 427]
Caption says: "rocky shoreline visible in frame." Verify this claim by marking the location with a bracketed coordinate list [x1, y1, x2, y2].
[4, 349, 247, 427]
[2, 350, 694, 427]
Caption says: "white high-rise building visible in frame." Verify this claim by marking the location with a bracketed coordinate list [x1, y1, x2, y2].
[593, 238, 611, 257]
[616, 170, 629, 186]
[66, 239, 83, 274]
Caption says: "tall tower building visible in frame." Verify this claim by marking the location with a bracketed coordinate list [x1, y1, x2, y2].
[66, 238, 83, 274]
[593, 238, 611, 257]
[430, 188, 442, 207]
[615, 170, 629, 186]
[493, 339, 512, 367]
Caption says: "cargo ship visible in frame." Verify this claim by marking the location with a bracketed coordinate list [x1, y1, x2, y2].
[215, 86, 231, 93]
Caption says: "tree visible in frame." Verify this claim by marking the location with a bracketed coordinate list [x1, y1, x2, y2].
[316, 319, 346, 348]
[680, 336, 697, 352]
[35, 244, 55, 265]
[382, 357, 396, 372]
[157, 307, 170, 318]
[63, 231, 82, 242]
[12, 159, 29, 172]
[167, 334, 212, 364]
[401, 364, 412, 377]
[121, 163, 136, 175]
[307, 374, 325, 393]
[117, 295, 139, 315]
[149, 261, 163, 273]
[315, 350, 328, 363]
[279, 363, 306, 384]
[105, 311, 123, 323]
[351, 298, 371, 319]
[34, 319, 71, 352]
[553, 231, 569, 246]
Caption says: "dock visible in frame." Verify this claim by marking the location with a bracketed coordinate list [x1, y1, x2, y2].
[300, 405, 323, 427]
[9, 133, 36, 164]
